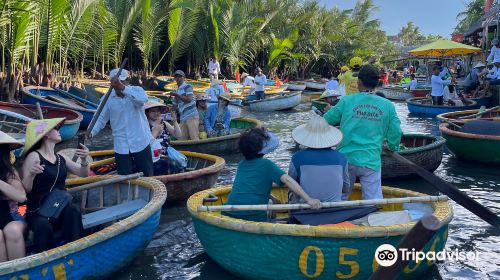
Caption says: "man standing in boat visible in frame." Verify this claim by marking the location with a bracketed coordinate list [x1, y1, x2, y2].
[170, 70, 200, 140]
[90, 69, 154, 176]
[254, 68, 267, 100]
[323, 65, 402, 200]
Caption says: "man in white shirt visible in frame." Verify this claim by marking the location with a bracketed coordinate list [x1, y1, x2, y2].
[254, 67, 266, 100]
[90, 69, 154, 176]
[487, 39, 500, 64]
[431, 66, 454, 105]
[208, 57, 220, 80]
[240, 72, 255, 95]
[325, 74, 339, 90]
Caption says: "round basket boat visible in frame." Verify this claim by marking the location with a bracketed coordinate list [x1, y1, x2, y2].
[439, 122, 500, 163]
[85, 150, 225, 202]
[187, 185, 453, 280]
[377, 86, 413, 101]
[0, 176, 166, 280]
[287, 82, 307, 91]
[248, 92, 302, 112]
[171, 118, 261, 154]
[382, 134, 446, 178]
[407, 97, 478, 117]
[437, 108, 500, 125]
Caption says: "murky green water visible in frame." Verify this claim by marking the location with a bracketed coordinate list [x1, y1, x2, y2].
[86, 99, 499, 279]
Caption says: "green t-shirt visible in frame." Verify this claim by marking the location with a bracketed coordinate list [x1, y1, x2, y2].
[224, 158, 285, 222]
[323, 93, 402, 171]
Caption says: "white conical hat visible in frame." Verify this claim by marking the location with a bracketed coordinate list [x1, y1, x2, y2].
[292, 113, 343, 149]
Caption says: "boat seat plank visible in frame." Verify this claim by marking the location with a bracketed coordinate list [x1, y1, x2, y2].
[82, 199, 147, 229]
[46, 95, 86, 109]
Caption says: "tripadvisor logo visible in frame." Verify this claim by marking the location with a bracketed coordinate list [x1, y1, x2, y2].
[374, 244, 398, 267]
[374, 244, 481, 267]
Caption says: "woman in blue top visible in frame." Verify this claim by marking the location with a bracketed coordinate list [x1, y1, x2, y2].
[224, 127, 321, 222]
[204, 92, 232, 137]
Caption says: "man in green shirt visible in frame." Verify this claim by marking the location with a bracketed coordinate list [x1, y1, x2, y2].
[323, 65, 402, 200]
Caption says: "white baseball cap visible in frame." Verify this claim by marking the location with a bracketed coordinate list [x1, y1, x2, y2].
[109, 69, 129, 81]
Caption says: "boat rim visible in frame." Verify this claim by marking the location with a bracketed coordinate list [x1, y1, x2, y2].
[171, 118, 261, 145]
[396, 134, 446, 155]
[0, 177, 166, 274]
[88, 150, 226, 182]
[187, 185, 453, 238]
[0, 101, 84, 125]
[439, 122, 500, 141]
[406, 97, 477, 108]
[436, 108, 500, 122]
[22, 86, 97, 113]
[247, 91, 301, 104]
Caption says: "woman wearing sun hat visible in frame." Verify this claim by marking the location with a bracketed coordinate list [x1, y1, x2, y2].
[289, 113, 349, 204]
[204, 92, 232, 137]
[222, 127, 321, 222]
[0, 131, 27, 261]
[21, 118, 90, 253]
[144, 101, 183, 175]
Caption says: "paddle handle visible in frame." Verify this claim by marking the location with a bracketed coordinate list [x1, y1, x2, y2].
[458, 105, 499, 119]
[369, 215, 441, 280]
[86, 58, 128, 136]
[441, 118, 462, 129]
[388, 151, 500, 228]
[198, 195, 449, 212]
[35, 102, 44, 120]
[67, 172, 143, 193]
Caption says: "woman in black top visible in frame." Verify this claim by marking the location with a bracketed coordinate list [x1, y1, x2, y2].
[21, 118, 90, 253]
[0, 132, 27, 261]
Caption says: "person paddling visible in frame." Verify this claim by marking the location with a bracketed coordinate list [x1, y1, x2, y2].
[323, 65, 402, 200]
[90, 69, 154, 176]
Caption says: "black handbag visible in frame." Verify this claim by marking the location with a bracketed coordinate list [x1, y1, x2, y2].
[37, 155, 73, 220]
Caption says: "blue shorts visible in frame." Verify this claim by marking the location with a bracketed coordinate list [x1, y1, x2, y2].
[11, 211, 27, 225]
[255, 91, 265, 100]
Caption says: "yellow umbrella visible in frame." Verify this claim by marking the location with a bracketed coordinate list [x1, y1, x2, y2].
[409, 39, 481, 57]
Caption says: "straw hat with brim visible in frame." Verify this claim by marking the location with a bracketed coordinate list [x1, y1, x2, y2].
[22, 118, 65, 156]
[473, 62, 486, 69]
[144, 101, 168, 113]
[174, 70, 185, 77]
[218, 92, 232, 102]
[240, 72, 249, 80]
[321, 89, 341, 99]
[0, 131, 23, 151]
[259, 132, 280, 155]
[292, 114, 343, 149]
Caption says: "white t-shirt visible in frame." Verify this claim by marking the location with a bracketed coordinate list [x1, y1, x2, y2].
[431, 75, 452, 97]
[208, 60, 220, 75]
[487, 46, 500, 63]
[254, 74, 267, 91]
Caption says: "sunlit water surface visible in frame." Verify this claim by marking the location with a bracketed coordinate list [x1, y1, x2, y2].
[84, 99, 499, 280]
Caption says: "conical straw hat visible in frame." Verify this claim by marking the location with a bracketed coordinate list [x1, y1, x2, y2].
[144, 100, 167, 113]
[22, 118, 65, 156]
[0, 131, 23, 151]
[292, 113, 343, 149]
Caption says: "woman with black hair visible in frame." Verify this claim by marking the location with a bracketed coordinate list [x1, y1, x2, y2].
[0, 132, 27, 261]
[21, 118, 90, 253]
[223, 127, 321, 222]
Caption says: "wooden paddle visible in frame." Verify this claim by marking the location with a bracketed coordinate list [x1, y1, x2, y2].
[35, 102, 44, 119]
[86, 58, 128, 137]
[369, 215, 441, 280]
[458, 105, 499, 119]
[197, 195, 448, 212]
[70, 58, 127, 162]
[67, 172, 143, 193]
[387, 150, 500, 228]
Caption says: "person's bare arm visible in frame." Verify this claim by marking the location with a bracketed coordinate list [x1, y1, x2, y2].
[280, 174, 321, 208]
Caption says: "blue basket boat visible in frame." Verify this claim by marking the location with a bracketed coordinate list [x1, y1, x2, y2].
[406, 97, 479, 117]
[0, 176, 166, 280]
[21, 86, 97, 128]
[0, 101, 82, 141]
[188, 185, 453, 280]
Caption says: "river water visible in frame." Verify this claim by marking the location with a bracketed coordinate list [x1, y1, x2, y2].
[88, 99, 499, 279]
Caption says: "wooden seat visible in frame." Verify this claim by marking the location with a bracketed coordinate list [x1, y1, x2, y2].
[82, 199, 147, 229]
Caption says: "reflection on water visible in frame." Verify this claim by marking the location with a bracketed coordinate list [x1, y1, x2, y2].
[101, 101, 499, 280]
